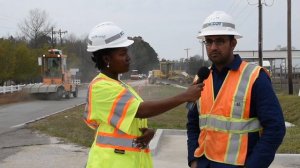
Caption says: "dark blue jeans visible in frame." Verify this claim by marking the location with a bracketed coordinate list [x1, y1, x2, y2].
[196, 156, 244, 168]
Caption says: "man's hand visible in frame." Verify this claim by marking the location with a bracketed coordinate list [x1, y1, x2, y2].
[134, 128, 155, 149]
[190, 160, 197, 168]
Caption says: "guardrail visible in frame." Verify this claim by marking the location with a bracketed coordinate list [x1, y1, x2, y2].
[0, 80, 82, 95]
[0, 84, 26, 94]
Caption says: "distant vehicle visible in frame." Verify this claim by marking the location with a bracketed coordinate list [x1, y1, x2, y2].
[148, 61, 193, 85]
[130, 70, 139, 80]
[23, 49, 78, 100]
[138, 74, 147, 79]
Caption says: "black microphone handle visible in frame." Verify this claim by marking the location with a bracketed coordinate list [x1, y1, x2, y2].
[185, 78, 201, 111]
[186, 66, 209, 110]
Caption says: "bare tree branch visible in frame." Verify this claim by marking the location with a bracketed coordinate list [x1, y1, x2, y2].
[18, 8, 53, 47]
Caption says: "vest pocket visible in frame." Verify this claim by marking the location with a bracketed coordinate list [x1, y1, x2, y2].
[231, 97, 247, 119]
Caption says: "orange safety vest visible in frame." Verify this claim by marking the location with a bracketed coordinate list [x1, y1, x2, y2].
[194, 61, 263, 165]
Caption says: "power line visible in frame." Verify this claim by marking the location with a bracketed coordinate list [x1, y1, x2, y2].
[226, 1, 239, 13]
[264, 0, 275, 7]
[0, 14, 19, 22]
[246, 0, 276, 66]
[233, 3, 250, 19]
[228, 1, 241, 15]
[237, 9, 254, 28]
[50, 27, 68, 48]
[228, 0, 243, 15]
[57, 29, 68, 46]
[247, 0, 259, 6]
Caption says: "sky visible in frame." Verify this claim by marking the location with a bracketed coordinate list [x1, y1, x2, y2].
[0, 0, 299, 60]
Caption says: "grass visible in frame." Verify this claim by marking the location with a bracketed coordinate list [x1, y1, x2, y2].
[28, 105, 95, 147]
[138, 85, 189, 129]
[277, 94, 300, 153]
[27, 84, 300, 153]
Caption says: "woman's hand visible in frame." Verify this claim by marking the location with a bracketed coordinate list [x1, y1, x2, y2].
[184, 83, 204, 102]
[134, 128, 155, 149]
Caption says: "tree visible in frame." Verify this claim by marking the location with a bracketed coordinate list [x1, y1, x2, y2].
[187, 55, 211, 75]
[0, 39, 16, 85]
[128, 36, 159, 74]
[18, 8, 53, 48]
[13, 43, 40, 83]
[63, 35, 98, 82]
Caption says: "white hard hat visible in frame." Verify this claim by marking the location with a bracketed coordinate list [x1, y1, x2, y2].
[87, 22, 134, 52]
[197, 11, 242, 39]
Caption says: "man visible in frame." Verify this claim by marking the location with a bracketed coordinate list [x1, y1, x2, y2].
[187, 11, 286, 168]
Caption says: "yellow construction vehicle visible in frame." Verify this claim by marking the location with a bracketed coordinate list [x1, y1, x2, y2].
[148, 61, 193, 85]
[23, 49, 78, 100]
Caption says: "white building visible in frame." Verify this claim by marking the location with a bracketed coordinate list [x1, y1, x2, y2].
[234, 50, 300, 69]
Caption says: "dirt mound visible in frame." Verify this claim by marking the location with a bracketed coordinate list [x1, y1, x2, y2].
[0, 92, 33, 105]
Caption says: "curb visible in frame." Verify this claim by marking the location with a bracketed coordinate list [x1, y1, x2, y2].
[150, 129, 187, 156]
[149, 129, 163, 156]
[149, 129, 300, 158]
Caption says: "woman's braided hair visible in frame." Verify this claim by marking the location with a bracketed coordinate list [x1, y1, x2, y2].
[91, 48, 117, 70]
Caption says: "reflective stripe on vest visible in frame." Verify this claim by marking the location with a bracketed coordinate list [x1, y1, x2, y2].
[83, 78, 105, 129]
[232, 63, 257, 118]
[108, 89, 135, 129]
[96, 132, 150, 153]
[199, 115, 261, 133]
[226, 133, 242, 164]
[98, 135, 136, 148]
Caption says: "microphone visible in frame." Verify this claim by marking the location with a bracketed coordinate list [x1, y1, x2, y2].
[186, 67, 210, 110]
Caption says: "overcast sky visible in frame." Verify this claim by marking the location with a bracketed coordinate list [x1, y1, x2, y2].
[0, 0, 299, 60]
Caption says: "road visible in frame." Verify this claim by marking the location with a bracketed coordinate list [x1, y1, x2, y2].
[0, 89, 87, 135]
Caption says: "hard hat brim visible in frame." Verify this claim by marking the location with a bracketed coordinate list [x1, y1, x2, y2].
[197, 30, 242, 40]
[87, 39, 134, 52]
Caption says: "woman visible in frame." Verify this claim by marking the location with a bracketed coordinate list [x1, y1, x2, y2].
[84, 22, 203, 168]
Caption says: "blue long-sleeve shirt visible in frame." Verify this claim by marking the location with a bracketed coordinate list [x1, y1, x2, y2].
[187, 55, 286, 168]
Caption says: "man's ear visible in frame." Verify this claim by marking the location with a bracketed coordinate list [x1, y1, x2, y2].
[231, 38, 237, 50]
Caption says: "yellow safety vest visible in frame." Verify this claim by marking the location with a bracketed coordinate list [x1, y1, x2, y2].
[194, 62, 262, 165]
[83, 73, 152, 168]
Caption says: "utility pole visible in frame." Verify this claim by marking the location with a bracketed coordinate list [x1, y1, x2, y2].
[184, 48, 190, 72]
[57, 29, 68, 46]
[51, 27, 57, 48]
[287, 0, 293, 94]
[201, 42, 205, 66]
[258, 0, 263, 66]
[184, 48, 190, 60]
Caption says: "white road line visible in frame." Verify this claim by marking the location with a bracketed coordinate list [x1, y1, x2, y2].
[10, 102, 86, 128]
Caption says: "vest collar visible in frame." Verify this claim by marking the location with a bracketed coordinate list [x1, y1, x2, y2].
[97, 73, 121, 84]
[211, 54, 242, 72]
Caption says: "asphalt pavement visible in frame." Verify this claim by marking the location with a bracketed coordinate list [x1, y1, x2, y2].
[0, 89, 87, 134]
